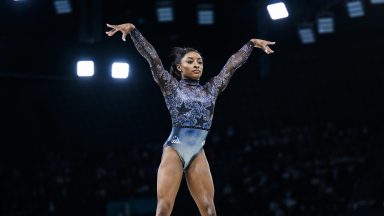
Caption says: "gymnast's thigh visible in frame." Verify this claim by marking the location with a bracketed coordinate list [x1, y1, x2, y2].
[157, 147, 184, 201]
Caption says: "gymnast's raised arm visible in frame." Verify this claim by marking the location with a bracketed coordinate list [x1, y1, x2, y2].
[106, 23, 177, 96]
[206, 38, 275, 94]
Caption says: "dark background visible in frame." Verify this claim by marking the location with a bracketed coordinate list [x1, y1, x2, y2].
[1, 0, 384, 216]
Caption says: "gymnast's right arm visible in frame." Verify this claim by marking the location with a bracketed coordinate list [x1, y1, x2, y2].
[105, 23, 177, 96]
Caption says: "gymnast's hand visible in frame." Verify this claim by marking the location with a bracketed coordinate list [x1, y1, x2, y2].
[105, 23, 136, 41]
[250, 38, 276, 54]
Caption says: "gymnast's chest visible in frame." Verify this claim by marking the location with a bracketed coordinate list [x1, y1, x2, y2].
[174, 87, 214, 106]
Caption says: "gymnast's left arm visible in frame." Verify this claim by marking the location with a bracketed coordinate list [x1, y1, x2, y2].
[207, 38, 275, 94]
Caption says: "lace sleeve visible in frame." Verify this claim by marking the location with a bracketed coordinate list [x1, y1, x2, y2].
[129, 28, 177, 96]
[206, 41, 254, 95]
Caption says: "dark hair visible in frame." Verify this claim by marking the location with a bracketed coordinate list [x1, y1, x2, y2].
[169, 47, 201, 80]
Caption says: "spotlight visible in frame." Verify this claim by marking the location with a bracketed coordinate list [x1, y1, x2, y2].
[112, 62, 129, 79]
[197, 4, 215, 25]
[298, 24, 316, 44]
[77, 61, 94, 77]
[347, 0, 365, 18]
[156, 1, 174, 22]
[53, 0, 72, 14]
[317, 16, 334, 34]
[370, 0, 384, 4]
[267, 2, 289, 20]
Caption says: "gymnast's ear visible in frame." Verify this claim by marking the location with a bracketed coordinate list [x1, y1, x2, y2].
[177, 64, 182, 72]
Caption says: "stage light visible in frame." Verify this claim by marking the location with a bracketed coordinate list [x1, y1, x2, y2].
[156, 1, 174, 22]
[112, 62, 129, 79]
[370, 0, 384, 4]
[267, 2, 289, 20]
[77, 61, 94, 77]
[347, 0, 365, 18]
[197, 4, 214, 25]
[317, 16, 334, 34]
[53, 0, 72, 14]
[298, 24, 316, 44]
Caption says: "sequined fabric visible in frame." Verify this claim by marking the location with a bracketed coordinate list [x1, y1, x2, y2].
[130, 28, 254, 130]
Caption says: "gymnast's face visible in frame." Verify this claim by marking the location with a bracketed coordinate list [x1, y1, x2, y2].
[177, 51, 203, 80]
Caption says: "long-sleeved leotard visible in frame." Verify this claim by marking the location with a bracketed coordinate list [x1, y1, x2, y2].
[130, 28, 254, 131]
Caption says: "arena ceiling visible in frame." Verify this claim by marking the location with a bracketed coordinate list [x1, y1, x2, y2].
[1, 0, 383, 78]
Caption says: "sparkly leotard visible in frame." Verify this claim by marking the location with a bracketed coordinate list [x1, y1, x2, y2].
[130, 28, 254, 170]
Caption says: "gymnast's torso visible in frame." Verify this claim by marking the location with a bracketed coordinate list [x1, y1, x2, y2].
[129, 28, 254, 131]
[164, 78, 217, 130]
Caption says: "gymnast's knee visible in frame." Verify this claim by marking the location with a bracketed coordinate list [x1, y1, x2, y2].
[201, 201, 216, 216]
[156, 199, 173, 216]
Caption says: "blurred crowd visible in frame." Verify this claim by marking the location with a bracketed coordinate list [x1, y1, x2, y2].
[1, 122, 381, 216]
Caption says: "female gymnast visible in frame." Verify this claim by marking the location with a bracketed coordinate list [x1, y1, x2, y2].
[106, 22, 275, 216]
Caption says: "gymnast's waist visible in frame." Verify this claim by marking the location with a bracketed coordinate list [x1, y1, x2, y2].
[172, 125, 210, 131]
[166, 126, 210, 143]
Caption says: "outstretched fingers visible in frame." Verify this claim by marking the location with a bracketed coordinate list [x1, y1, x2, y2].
[106, 23, 117, 28]
[105, 23, 121, 36]
[264, 46, 274, 54]
[122, 32, 127, 41]
[264, 41, 275, 54]
[121, 32, 127, 41]
[105, 23, 127, 41]
[105, 28, 117, 37]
